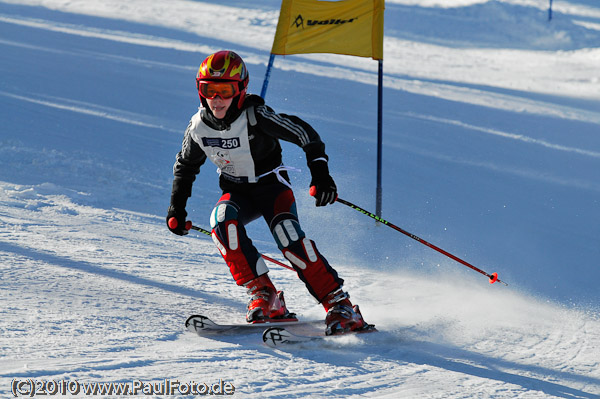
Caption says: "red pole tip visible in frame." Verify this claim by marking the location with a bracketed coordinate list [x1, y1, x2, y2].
[185, 221, 192, 230]
[168, 217, 178, 229]
[489, 272, 498, 284]
[309, 186, 317, 197]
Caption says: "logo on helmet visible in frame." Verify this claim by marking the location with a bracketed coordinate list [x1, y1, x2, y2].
[207, 53, 230, 78]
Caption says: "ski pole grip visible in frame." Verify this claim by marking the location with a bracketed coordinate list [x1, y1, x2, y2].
[310, 185, 338, 203]
[168, 217, 192, 231]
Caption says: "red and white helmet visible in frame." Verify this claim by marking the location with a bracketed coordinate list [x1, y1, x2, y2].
[196, 51, 249, 109]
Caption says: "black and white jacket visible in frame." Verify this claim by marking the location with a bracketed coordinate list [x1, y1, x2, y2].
[172, 94, 329, 192]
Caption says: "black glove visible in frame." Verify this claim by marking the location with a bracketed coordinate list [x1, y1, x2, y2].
[309, 160, 337, 207]
[166, 205, 189, 235]
[166, 177, 192, 235]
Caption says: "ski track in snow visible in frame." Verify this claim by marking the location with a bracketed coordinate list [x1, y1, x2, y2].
[1, 182, 599, 398]
[1, 0, 600, 398]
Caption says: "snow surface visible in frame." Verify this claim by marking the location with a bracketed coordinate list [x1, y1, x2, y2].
[1, 0, 599, 397]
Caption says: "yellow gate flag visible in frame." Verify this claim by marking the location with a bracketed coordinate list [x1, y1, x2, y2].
[271, 0, 384, 60]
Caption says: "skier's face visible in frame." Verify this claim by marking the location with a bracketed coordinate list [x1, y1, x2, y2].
[206, 96, 233, 119]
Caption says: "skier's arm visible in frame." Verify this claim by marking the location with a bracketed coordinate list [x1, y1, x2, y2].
[167, 122, 207, 235]
[254, 104, 337, 206]
[173, 122, 207, 183]
[254, 104, 327, 165]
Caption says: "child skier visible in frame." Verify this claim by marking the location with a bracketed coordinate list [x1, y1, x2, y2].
[167, 50, 370, 335]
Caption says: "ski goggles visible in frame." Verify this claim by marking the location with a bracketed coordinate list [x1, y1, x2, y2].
[197, 80, 240, 99]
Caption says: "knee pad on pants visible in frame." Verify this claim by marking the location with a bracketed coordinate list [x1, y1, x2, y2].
[210, 202, 267, 285]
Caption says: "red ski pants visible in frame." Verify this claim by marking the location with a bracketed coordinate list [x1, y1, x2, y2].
[209, 181, 342, 302]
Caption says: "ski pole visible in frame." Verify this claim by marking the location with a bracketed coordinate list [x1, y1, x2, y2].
[185, 222, 296, 272]
[340, 198, 506, 285]
[309, 188, 506, 285]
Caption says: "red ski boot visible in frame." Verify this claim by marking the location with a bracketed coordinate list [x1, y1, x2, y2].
[322, 288, 371, 335]
[245, 274, 296, 323]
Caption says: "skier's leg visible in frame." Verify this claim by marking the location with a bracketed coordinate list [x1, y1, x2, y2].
[210, 192, 265, 285]
[210, 192, 291, 322]
[265, 188, 343, 301]
[263, 186, 369, 334]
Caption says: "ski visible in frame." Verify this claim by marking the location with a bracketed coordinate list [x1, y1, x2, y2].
[262, 325, 377, 348]
[185, 314, 321, 336]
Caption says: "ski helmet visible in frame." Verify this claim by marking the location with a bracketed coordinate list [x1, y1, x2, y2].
[196, 51, 249, 109]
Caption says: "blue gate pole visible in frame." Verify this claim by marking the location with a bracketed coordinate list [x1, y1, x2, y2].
[548, 0, 553, 21]
[376, 59, 383, 217]
[261, 53, 276, 98]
